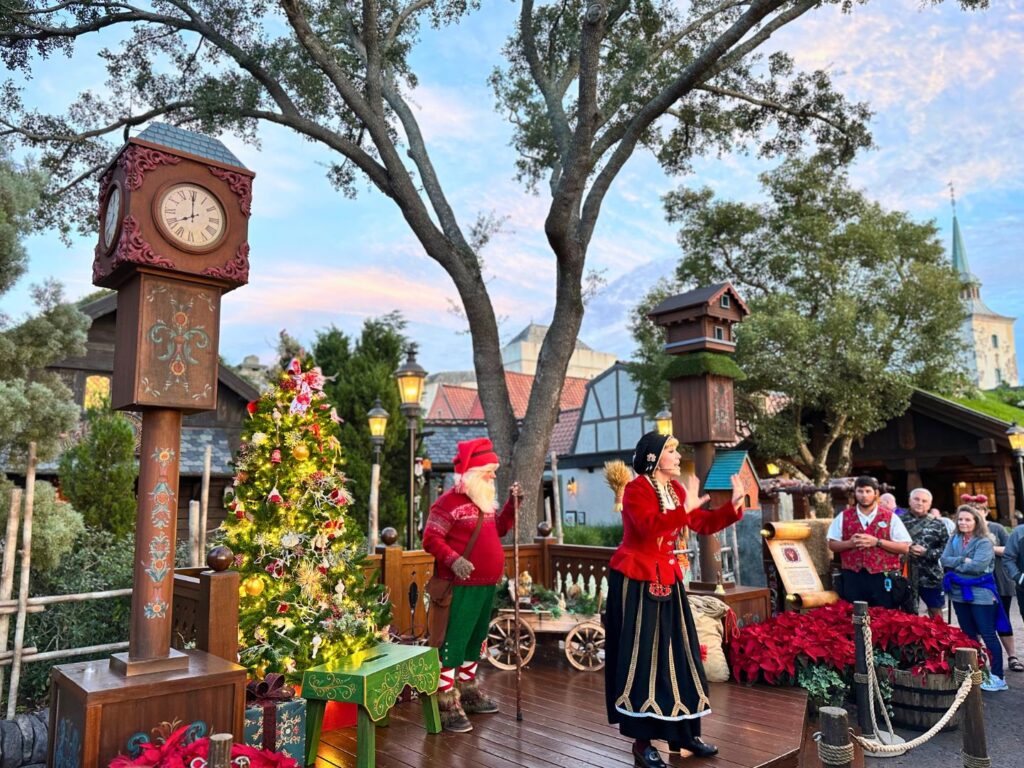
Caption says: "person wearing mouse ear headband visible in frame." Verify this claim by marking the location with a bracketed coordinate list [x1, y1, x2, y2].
[604, 431, 745, 767]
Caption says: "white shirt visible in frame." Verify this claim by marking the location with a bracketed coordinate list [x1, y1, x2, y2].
[827, 505, 912, 543]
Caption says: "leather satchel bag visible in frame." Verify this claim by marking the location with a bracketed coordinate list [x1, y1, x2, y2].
[425, 510, 486, 648]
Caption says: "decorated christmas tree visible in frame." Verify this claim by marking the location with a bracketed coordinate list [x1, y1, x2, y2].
[221, 357, 390, 679]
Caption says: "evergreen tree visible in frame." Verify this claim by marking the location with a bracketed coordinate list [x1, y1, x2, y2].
[313, 312, 409, 535]
[222, 357, 390, 679]
[58, 404, 138, 535]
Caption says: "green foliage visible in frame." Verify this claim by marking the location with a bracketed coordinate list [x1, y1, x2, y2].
[631, 157, 968, 481]
[562, 522, 622, 548]
[951, 389, 1024, 424]
[0, 153, 46, 302]
[0, 477, 84, 571]
[796, 663, 848, 712]
[12, 528, 134, 712]
[222, 357, 391, 680]
[664, 353, 746, 382]
[58, 405, 138, 536]
[312, 312, 410, 536]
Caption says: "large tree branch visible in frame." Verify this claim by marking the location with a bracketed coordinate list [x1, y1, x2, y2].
[383, 0, 433, 54]
[520, 0, 571, 159]
[0, 101, 190, 144]
[579, 0, 796, 249]
[675, 82, 852, 135]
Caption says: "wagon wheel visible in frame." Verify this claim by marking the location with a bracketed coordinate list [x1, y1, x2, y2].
[485, 615, 536, 670]
[565, 621, 605, 671]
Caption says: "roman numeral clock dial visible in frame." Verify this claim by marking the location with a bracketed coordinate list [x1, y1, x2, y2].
[154, 182, 226, 252]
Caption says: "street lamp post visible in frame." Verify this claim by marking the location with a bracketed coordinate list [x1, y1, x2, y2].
[395, 347, 427, 549]
[1007, 422, 1024, 521]
[367, 398, 389, 552]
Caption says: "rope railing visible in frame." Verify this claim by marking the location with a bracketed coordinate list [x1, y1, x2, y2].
[813, 602, 991, 768]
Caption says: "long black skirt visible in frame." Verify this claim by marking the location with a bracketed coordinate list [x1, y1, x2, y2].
[603, 569, 711, 741]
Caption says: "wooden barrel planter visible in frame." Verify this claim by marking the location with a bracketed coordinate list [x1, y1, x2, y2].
[889, 669, 961, 732]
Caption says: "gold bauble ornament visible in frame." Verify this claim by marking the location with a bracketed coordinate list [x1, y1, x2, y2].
[243, 577, 265, 596]
[292, 443, 310, 461]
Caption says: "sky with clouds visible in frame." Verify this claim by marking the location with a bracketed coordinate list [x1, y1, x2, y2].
[5, 0, 1022, 382]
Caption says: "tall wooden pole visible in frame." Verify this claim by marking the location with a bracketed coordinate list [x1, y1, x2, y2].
[112, 409, 189, 674]
[693, 442, 721, 584]
[955, 647, 989, 768]
[852, 601, 872, 736]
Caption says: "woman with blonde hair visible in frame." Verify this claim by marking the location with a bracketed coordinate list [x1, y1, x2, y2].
[940, 504, 1012, 692]
[604, 432, 744, 767]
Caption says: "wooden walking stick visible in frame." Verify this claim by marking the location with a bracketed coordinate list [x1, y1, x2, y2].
[512, 482, 523, 722]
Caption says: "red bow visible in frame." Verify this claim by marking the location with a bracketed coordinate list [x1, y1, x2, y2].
[960, 493, 988, 505]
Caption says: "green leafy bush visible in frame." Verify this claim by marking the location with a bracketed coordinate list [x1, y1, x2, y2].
[10, 529, 134, 712]
[0, 477, 84, 570]
[562, 522, 622, 548]
[58, 405, 138, 536]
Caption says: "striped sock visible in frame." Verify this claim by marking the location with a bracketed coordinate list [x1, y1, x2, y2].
[438, 667, 455, 692]
[457, 661, 478, 682]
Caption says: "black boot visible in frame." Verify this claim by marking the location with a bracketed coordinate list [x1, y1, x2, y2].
[632, 741, 667, 768]
[669, 737, 719, 758]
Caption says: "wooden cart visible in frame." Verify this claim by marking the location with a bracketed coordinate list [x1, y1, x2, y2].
[485, 607, 605, 672]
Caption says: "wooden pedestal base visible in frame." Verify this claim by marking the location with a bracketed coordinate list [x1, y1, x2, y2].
[109, 647, 190, 676]
[47, 650, 246, 768]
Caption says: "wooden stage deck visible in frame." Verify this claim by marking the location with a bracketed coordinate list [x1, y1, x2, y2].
[314, 657, 809, 768]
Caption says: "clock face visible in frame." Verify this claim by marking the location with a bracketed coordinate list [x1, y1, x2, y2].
[155, 182, 226, 251]
[102, 184, 122, 250]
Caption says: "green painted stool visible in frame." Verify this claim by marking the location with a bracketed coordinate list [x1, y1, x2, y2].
[301, 643, 441, 767]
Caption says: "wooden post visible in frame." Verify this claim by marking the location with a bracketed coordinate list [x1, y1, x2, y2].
[550, 451, 564, 545]
[818, 707, 854, 768]
[955, 647, 989, 768]
[200, 444, 212, 556]
[381, 544, 406, 634]
[694, 442, 721, 585]
[0, 488, 21, 699]
[189, 500, 201, 567]
[852, 601, 872, 736]
[6, 445, 35, 718]
[208, 733, 233, 768]
[111, 409, 189, 674]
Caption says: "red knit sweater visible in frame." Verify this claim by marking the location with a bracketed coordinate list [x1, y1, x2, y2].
[422, 489, 515, 586]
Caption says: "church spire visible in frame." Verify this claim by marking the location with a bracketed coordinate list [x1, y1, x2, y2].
[949, 182, 979, 300]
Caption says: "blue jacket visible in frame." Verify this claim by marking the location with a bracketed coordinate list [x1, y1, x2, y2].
[940, 534, 995, 604]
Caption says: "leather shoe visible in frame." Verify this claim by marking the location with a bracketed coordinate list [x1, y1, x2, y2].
[632, 744, 668, 768]
[670, 737, 718, 758]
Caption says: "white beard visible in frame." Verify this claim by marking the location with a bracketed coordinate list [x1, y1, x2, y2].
[460, 471, 497, 512]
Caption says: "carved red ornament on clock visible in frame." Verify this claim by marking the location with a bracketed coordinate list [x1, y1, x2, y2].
[120, 145, 182, 191]
[207, 167, 253, 217]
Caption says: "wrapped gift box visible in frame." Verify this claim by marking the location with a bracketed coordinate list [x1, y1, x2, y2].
[244, 696, 306, 764]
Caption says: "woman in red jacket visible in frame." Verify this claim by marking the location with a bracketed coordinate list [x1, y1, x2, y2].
[604, 432, 744, 768]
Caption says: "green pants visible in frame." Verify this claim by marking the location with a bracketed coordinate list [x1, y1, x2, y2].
[440, 584, 496, 668]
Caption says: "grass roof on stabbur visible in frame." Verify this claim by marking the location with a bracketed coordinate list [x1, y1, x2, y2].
[949, 390, 1024, 424]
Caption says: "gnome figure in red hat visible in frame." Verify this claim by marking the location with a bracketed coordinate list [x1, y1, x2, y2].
[422, 437, 520, 733]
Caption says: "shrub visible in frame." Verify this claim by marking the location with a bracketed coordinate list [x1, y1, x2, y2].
[58, 405, 138, 535]
[10, 528, 134, 712]
[561, 522, 622, 547]
[0, 477, 85, 570]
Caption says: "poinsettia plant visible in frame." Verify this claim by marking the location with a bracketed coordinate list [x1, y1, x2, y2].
[728, 602, 983, 686]
[110, 723, 298, 768]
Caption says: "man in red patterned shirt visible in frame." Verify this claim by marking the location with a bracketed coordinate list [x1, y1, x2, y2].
[422, 437, 520, 733]
[827, 476, 911, 608]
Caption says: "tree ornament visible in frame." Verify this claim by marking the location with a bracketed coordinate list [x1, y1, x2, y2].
[272, 409, 282, 424]
[243, 576, 264, 596]
[267, 486, 283, 504]
[270, 448, 282, 464]
[246, 401, 258, 418]
[251, 431, 269, 446]
[291, 443, 310, 461]
[234, 501, 246, 519]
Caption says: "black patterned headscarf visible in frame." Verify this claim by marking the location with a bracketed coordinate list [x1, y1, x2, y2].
[632, 432, 670, 476]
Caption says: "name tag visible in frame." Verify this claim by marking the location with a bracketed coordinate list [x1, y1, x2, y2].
[877, 521, 888, 529]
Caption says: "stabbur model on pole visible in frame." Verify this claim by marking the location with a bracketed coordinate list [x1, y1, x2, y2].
[649, 283, 749, 588]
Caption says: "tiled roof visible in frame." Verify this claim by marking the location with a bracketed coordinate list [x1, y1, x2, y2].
[423, 423, 489, 468]
[427, 384, 479, 420]
[467, 371, 589, 420]
[135, 123, 247, 170]
[548, 409, 581, 456]
[179, 427, 235, 476]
